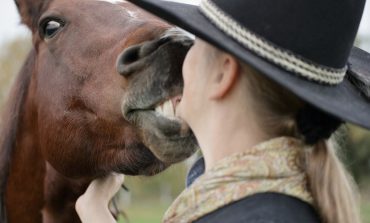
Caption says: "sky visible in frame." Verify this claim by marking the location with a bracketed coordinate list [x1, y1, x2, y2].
[0, 0, 369, 50]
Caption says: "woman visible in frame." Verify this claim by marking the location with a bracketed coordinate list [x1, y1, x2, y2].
[76, 0, 370, 222]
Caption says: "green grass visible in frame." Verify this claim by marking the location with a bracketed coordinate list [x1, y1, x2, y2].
[362, 202, 370, 223]
[117, 202, 168, 223]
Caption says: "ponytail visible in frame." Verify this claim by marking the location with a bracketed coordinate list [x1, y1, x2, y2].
[305, 139, 361, 223]
[296, 105, 362, 223]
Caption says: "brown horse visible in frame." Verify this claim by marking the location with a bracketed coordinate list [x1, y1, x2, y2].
[0, 0, 197, 222]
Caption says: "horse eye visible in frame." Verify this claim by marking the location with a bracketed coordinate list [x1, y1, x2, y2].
[41, 20, 64, 39]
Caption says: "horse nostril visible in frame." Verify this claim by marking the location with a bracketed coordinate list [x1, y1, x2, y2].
[117, 38, 172, 77]
[120, 45, 140, 65]
[116, 45, 142, 77]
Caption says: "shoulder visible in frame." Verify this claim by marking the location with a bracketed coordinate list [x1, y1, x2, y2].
[194, 192, 321, 223]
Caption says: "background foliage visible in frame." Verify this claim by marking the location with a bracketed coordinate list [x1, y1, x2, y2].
[0, 37, 369, 222]
[0, 37, 30, 109]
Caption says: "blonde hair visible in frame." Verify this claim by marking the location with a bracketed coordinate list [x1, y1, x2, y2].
[242, 62, 362, 223]
[206, 44, 362, 223]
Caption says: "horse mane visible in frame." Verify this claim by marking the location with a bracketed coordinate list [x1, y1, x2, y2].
[0, 49, 35, 223]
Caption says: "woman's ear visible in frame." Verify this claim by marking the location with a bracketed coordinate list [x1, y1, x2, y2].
[209, 54, 240, 99]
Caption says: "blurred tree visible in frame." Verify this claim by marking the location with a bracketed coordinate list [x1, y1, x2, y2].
[0, 36, 31, 113]
[346, 126, 370, 184]
[125, 162, 188, 203]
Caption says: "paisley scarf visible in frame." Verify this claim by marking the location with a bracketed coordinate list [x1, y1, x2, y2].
[163, 137, 314, 223]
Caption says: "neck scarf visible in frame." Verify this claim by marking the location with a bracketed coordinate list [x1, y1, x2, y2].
[163, 137, 314, 223]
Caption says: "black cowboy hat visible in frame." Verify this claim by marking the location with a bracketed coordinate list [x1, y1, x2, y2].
[128, 0, 370, 130]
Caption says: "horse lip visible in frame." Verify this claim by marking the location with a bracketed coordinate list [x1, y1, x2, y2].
[124, 108, 183, 128]
[140, 37, 172, 58]
[122, 92, 183, 125]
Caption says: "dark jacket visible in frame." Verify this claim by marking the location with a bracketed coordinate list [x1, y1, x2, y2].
[187, 158, 321, 223]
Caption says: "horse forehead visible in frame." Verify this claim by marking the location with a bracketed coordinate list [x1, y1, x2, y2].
[97, 0, 139, 18]
[47, 0, 140, 17]
[47, 0, 141, 14]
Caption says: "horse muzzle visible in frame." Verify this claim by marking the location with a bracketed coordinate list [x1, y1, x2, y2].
[117, 28, 198, 164]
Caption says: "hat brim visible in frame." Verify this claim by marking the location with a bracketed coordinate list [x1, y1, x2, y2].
[129, 0, 370, 130]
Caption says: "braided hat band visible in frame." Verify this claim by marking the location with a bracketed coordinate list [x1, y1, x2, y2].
[199, 0, 347, 85]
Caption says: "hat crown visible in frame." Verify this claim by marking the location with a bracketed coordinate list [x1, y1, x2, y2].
[211, 0, 366, 69]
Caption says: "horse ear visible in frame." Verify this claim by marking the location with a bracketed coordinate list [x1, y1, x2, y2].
[15, 0, 50, 31]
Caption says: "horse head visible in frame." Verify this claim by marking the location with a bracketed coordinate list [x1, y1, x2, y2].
[1, 0, 197, 221]
[12, 0, 197, 180]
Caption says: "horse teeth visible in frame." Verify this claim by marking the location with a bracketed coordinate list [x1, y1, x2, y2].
[163, 100, 175, 117]
[155, 105, 161, 113]
[155, 100, 175, 118]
